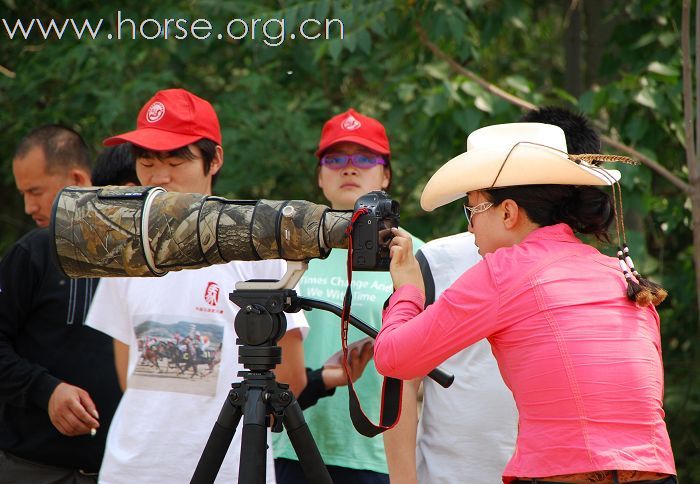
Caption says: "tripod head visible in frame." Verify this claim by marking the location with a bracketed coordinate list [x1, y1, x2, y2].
[229, 262, 308, 373]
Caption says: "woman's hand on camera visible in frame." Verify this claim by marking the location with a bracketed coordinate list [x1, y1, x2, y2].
[389, 227, 424, 293]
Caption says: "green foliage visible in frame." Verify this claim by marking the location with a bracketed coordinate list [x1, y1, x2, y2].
[0, 0, 697, 475]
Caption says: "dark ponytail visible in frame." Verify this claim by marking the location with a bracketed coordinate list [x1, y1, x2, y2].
[484, 184, 614, 242]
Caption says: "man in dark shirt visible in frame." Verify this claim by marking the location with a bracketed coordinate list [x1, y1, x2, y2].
[0, 125, 122, 483]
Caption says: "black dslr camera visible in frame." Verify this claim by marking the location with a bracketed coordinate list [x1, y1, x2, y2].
[351, 191, 400, 271]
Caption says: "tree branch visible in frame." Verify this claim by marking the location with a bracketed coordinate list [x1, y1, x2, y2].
[0, 65, 16, 79]
[684, 0, 697, 184]
[696, 0, 700, 174]
[415, 23, 693, 194]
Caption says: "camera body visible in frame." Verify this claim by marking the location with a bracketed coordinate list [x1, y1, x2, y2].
[351, 191, 400, 271]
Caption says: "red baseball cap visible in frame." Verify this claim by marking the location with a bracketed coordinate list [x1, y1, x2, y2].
[103, 88, 222, 150]
[315, 108, 390, 158]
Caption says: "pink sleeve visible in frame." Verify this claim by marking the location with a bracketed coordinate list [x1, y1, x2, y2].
[374, 259, 501, 379]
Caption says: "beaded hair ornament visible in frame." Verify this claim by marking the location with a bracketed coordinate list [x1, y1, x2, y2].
[576, 154, 667, 306]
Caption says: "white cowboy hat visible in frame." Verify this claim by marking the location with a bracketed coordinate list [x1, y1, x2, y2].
[420, 123, 622, 211]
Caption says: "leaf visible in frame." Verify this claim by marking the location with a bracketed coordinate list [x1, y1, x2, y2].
[474, 94, 493, 113]
[459, 80, 480, 97]
[551, 87, 578, 105]
[647, 61, 678, 77]
[422, 91, 450, 117]
[314, 0, 331, 21]
[397, 83, 417, 103]
[357, 28, 371, 54]
[327, 38, 342, 60]
[657, 32, 677, 47]
[578, 90, 596, 114]
[624, 115, 649, 143]
[630, 32, 656, 49]
[453, 108, 482, 135]
[504, 75, 530, 94]
[423, 63, 448, 80]
[634, 88, 657, 109]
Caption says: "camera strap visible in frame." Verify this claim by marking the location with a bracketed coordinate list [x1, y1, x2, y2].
[342, 208, 403, 437]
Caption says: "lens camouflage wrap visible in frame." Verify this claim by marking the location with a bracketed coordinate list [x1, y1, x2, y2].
[51, 186, 352, 278]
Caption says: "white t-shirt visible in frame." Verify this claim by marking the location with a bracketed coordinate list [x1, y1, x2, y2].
[416, 233, 518, 484]
[86, 260, 307, 484]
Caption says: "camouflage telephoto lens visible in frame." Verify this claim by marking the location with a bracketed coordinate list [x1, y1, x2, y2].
[50, 186, 353, 278]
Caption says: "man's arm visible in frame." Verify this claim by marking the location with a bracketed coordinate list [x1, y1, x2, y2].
[295, 340, 374, 410]
[0, 235, 98, 436]
[114, 339, 129, 392]
[276, 328, 307, 397]
[0, 241, 60, 408]
[384, 378, 420, 484]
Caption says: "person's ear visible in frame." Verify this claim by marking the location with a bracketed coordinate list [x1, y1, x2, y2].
[71, 168, 92, 187]
[381, 167, 390, 190]
[501, 199, 520, 230]
[208, 146, 224, 176]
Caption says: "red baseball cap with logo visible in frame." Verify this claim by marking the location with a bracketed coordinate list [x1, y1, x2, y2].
[103, 88, 222, 150]
[315, 108, 391, 158]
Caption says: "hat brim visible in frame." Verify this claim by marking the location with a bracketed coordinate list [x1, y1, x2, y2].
[316, 135, 391, 158]
[421, 143, 621, 211]
[103, 127, 204, 151]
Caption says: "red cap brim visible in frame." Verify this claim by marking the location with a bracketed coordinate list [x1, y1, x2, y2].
[315, 135, 391, 158]
[103, 127, 204, 151]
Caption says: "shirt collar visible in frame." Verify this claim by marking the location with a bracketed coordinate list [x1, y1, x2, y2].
[521, 223, 580, 245]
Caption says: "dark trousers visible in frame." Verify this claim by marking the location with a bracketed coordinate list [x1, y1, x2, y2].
[275, 457, 389, 484]
[0, 451, 98, 484]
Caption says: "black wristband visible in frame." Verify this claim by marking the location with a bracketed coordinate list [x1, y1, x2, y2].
[297, 367, 336, 410]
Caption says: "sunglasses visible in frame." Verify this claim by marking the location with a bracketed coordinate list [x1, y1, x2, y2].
[319, 153, 387, 170]
[463, 201, 493, 226]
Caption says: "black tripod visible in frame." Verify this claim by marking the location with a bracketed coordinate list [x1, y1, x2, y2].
[190, 282, 332, 484]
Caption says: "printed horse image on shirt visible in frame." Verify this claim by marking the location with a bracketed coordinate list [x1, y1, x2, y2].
[131, 318, 224, 396]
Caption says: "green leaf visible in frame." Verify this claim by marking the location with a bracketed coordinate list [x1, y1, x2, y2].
[314, 0, 331, 21]
[423, 63, 448, 81]
[422, 91, 450, 116]
[504, 75, 530, 94]
[658, 31, 677, 47]
[647, 61, 678, 77]
[397, 86, 416, 103]
[634, 88, 657, 109]
[453, 108, 482, 135]
[578, 90, 595, 114]
[551, 87, 578, 105]
[474, 94, 493, 113]
[357, 28, 371, 54]
[460, 80, 481, 97]
[327, 38, 342, 60]
[624, 115, 649, 143]
[630, 32, 656, 49]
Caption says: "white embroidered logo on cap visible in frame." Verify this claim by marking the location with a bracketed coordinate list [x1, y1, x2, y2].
[146, 102, 165, 123]
[341, 114, 361, 131]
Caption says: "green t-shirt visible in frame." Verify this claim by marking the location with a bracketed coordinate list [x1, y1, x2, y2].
[273, 235, 424, 473]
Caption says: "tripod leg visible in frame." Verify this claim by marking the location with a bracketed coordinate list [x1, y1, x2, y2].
[190, 391, 244, 484]
[282, 400, 332, 484]
[238, 386, 269, 484]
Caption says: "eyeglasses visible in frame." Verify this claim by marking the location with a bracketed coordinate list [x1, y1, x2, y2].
[463, 201, 493, 226]
[319, 153, 387, 170]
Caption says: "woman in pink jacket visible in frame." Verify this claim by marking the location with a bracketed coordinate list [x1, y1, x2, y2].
[373, 123, 676, 484]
